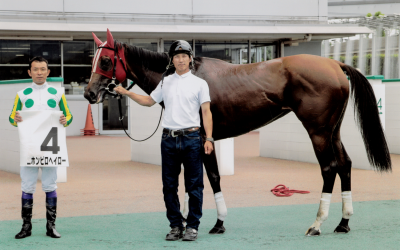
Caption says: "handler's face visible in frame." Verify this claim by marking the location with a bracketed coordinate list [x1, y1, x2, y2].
[28, 61, 50, 85]
[172, 53, 191, 74]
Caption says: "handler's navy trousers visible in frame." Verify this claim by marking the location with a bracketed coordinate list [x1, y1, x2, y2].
[161, 130, 203, 230]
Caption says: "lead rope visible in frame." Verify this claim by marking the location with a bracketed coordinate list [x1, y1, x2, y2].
[270, 184, 310, 197]
[117, 96, 163, 142]
[99, 41, 164, 142]
[115, 69, 165, 142]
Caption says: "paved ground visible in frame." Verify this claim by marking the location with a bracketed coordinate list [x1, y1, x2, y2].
[1, 132, 399, 249]
[1, 200, 400, 250]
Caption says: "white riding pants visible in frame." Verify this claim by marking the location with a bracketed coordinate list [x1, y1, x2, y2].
[20, 167, 57, 193]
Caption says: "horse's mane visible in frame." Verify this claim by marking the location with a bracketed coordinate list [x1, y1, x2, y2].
[119, 41, 170, 74]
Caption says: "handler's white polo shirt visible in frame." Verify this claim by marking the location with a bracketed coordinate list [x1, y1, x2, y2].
[150, 71, 211, 130]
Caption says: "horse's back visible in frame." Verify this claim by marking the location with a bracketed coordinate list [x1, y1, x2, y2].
[193, 57, 291, 138]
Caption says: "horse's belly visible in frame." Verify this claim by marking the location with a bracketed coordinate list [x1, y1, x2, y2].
[212, 103, 287, 140]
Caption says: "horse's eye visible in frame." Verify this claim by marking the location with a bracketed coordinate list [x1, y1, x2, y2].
[99, 56, 113, 71]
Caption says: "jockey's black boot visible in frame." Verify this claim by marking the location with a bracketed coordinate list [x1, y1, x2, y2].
[15, 198, 33, 239]
[45, 197, 61, 238]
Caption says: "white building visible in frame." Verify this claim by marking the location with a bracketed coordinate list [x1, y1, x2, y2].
[0, 0, 370, 136]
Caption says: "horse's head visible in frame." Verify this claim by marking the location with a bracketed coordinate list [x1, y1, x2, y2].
[84, 29, 128, 104]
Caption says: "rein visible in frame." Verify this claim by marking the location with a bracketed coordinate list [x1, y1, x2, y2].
[97, 42, 163, 142]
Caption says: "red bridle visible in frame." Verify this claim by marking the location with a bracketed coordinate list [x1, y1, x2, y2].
[91, 29, 127, 95]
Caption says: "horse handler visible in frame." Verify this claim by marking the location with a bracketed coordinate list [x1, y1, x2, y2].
[115, 40, 213, 241]
[9, 56, 73, 239]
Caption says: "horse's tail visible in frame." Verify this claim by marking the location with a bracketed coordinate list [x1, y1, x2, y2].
[340, 64, 391, 172]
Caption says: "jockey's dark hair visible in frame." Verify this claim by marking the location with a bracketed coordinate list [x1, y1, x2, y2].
[29, 56, 49, 70]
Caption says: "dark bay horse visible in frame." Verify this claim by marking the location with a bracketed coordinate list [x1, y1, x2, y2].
[85, 29, 391, 236]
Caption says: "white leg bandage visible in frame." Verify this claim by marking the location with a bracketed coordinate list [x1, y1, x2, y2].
[341, 191, 353, 219]
[309, 193, 332, 231]
[182, 192, 189, 219]
[214, 192, 227, 221]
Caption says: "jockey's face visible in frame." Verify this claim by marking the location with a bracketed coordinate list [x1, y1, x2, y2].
[172, 53, 191, 75]
[28, 61, 50, 85]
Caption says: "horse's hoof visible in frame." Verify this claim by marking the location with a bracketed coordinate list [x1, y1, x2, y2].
[209, 225, 226, 234]
[334, 225, 350, 233]
[305, 227, 321, 236]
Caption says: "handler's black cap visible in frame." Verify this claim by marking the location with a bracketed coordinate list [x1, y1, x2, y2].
[168, 40, 193, 58]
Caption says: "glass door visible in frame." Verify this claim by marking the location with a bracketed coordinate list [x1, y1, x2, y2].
[99, 39, 159, 134]
[99, 91, 130, 134]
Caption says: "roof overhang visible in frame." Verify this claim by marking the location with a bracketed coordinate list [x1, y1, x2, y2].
[0, 21, 373, 42]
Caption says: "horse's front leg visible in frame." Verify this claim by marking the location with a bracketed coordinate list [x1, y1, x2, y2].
[203, 146, 227, 234]
[182, 145, 227, 233]
[181, 138, 227, 234]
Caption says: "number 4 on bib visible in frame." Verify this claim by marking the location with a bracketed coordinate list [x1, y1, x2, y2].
[41, 127, 60, 154]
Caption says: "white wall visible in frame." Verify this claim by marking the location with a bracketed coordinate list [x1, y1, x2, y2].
[193, 0, 325, 17]
[385, 82, 400, 154]
[129, 86, 164, 165]
[259, 82, 385, 170]
[0, 83, 30, 174]
[1, 0, 63, 12]
[3, 0, 327, 20]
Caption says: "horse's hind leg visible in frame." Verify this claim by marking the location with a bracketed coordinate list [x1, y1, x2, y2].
[333, 138, 353, 233]
[305, 131, 338, 236]
[305, 105, 353, 236]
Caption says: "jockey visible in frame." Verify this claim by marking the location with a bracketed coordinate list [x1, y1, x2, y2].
[9, 56, 73, 239]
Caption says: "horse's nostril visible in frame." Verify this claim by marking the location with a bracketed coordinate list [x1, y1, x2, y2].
[89, 91, 96, 100]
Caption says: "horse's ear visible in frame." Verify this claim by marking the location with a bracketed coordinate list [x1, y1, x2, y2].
[92, 32, 103, 47]
[106, 28, 114, 48]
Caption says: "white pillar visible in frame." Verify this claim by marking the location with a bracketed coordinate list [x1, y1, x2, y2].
[215, 138, 234, 175]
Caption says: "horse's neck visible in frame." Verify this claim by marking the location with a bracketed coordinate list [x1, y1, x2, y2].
[123, 44, 168, 95]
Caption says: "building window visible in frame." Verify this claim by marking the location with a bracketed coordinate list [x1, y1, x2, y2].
[250, 43, 276, 63]
[0, 40, 94, 94]
[194, 41, 249, 64]
[0, 40, 61, 80]
[63, 41, 94, 95]
[163, 40, 275, 65]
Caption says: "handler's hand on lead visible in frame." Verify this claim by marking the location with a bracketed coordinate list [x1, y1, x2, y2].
[15, 111, 23, 123]
[204, 141, 214, 155]
[60, 115, 67, 125]
[114, 86, 128, 95]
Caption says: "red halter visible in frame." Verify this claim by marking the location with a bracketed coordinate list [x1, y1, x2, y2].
[92, 29, 127, 94]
